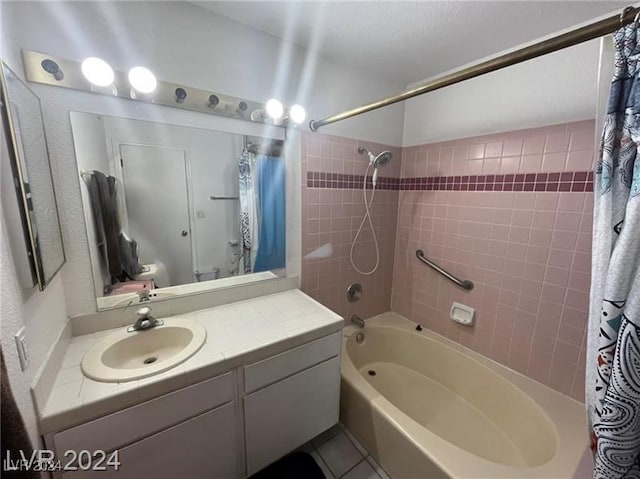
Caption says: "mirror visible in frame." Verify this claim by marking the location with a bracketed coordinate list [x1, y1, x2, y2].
[0, 61, 65, 290]
[70, 112, 286, 309]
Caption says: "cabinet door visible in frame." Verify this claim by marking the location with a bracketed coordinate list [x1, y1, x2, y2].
[62, 402, 239, 479]
[244, 356, 340, 475]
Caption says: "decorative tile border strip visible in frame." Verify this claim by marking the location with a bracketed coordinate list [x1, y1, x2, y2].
[400, 171, 594, 192]
[307, 171, 593, 192]
[306, 172, 399, 190]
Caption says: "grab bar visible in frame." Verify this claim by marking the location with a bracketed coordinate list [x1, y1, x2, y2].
[415, 250, 474, 291]
[210, 195, 239, 200]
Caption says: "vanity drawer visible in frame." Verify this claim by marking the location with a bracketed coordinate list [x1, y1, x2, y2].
[53, 371, 234, 455]
[243, 332, 341, 393]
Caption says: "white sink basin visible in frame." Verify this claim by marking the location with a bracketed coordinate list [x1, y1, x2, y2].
[81, 318, 207, 383]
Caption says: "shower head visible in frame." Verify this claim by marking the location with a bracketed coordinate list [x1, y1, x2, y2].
[357, 147, 393, 169]
[373, 150, 392, 168]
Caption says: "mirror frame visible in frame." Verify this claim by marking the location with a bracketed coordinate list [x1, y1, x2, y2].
[0, 60, 65, 290]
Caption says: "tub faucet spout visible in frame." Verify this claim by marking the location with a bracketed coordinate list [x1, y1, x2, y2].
[351, 315, 365, 328]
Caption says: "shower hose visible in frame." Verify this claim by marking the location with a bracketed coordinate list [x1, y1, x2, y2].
[349, 163, 380, 275]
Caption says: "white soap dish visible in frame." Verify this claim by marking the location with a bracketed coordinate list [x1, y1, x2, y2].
[450, 302, 475, 326]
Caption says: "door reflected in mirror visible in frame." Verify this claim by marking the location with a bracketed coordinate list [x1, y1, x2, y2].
[70, 112, 286, 309]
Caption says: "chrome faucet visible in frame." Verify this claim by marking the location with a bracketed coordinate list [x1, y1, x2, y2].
[137, 290, 151, 302]
[128, 306, 164, 333]
[350, 314, 365, 328]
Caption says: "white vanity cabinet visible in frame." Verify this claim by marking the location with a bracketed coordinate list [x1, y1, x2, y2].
[43, 331, 342, 478]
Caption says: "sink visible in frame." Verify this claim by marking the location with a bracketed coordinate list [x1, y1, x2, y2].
[81, 318, 207, 382]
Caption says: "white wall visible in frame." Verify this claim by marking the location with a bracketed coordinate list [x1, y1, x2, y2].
[2, 1, 405, 316]
[0, 232, 68, 446]
[402, 40, 601, 145]
[0, 15, 69, 447]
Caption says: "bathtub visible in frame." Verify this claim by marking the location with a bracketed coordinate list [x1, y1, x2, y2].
[340, 312, 589, 478]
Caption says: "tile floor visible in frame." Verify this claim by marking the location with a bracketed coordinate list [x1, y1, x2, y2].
[300, 424, 390, 479]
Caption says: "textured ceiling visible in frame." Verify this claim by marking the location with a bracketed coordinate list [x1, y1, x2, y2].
[194, 1, 629, 84]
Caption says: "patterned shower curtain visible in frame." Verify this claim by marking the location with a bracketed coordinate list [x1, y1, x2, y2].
[588, 24, 640, 478]
[239, 151, 259, 274]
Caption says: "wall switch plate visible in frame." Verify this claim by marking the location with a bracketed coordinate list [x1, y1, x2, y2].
[450, 302, 475, 326]
[14, 327, 29, 371]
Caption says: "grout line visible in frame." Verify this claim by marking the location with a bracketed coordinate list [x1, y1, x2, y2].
[365, 455, 390, 479]
[338, 458, 366, 478]
[339, 423, 368, 458]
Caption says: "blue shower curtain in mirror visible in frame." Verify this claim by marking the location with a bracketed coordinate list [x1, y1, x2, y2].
[253, 154, 285, 272]
[588, 23, 640, 479]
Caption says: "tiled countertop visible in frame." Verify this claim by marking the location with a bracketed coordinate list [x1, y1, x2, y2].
[38, 289, 343, 434]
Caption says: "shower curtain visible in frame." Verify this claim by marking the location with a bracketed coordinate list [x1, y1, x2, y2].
[239, 151, 259, 274]
[588, 24, 640, 478]
[253, 154, 285, 272]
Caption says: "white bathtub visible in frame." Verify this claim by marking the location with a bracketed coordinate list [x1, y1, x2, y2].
[340, 312, 588, 478]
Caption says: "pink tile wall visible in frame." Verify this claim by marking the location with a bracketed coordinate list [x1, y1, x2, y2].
[301, 132, 401, 321]
[392, 120, 595, 401]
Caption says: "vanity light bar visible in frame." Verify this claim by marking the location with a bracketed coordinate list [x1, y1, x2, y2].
[21, 50, 290, 127]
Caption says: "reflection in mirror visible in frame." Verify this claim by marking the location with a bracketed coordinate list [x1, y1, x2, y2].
[70, 112, 286, 309]
[0, 61, 65, 289]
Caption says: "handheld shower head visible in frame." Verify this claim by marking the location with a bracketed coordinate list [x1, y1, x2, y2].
[373, 151, 392, 169]
[352, 147, 393, 276]
[358, 147, 393, 169]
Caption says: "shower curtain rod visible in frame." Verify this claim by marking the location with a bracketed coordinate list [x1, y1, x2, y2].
[309, 5, 640, 132]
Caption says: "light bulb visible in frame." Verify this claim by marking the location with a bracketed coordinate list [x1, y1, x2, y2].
[289, 104, 306, 124]
[251, 110, 267, 122]
[265, 98, 284, 120]
[128, 66, 157, 93]
[81, 57, 114, 87]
